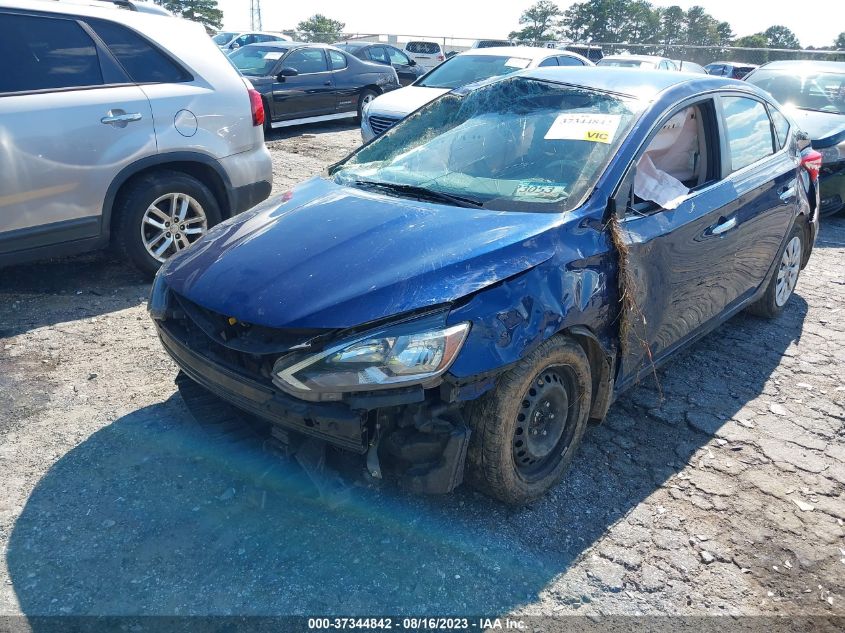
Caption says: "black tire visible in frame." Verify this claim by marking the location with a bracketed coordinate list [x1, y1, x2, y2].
[747, 222, 804, 319]
[113, 170, 222, 277]
[464, 335, 592, 506]
[355, 88, 379, 123]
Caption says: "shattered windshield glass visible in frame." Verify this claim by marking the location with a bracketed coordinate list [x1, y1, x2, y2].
[332, 77, 641, 212]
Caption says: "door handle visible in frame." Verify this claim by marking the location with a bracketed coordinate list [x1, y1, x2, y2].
[323, 81, 332, 86]
[778, 183, 796, 202]
[711, 216, 737, 235]
[101, 111, 142, 127]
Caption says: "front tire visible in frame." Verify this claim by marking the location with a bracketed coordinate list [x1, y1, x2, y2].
[747, 222, 804, 319]
[113, 171, 222, 277]
[465, 336, 592, 506]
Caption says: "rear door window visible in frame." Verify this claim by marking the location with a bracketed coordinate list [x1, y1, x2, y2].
[0, 13, 103, 93]
[722, 96, 776, 171]
[87, 19, 190, 83]
[538, 56, 558, 67]
[328, 50, 347, 70]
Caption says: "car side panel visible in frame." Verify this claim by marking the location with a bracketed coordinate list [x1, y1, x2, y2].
[0, 86, 155, 240]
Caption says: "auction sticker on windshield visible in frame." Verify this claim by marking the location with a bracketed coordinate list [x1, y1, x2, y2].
[513, 182, 568, 200]
[544, 113, 622, 143]
[264, 51, 283, 60]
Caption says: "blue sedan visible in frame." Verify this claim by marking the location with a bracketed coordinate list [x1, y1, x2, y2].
[150, 68, 821, 505]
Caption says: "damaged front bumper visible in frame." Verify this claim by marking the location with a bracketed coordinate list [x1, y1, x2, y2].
[154, 317, 472, 495]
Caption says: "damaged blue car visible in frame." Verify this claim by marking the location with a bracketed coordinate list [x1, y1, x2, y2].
[150, 68, 820, 505]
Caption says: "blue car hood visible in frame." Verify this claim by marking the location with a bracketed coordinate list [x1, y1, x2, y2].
[162, 178, 559, 329]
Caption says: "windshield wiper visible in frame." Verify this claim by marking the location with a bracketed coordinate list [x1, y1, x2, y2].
[349, 179, 484, 208]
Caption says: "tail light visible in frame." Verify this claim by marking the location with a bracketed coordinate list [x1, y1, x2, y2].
[800, 148, 822, 181]
[248, 88, 265, 127]
[437, 54, 445, 61]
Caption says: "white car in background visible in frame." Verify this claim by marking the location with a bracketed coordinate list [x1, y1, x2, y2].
[597, 54, 678, 70]
[213, 30, 291, 54]
[361, 46, 592, 141]
[403, 40, 446, 70]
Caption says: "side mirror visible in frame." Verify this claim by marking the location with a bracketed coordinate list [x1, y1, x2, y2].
[408, 59, 417, 66]
[277, 67, 298, 81]
[230, 42, 240, 50]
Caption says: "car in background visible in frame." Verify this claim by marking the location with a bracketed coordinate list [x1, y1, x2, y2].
[404, 40, 446, 70]
[229, 42, 400, 130]
[214, 30, 290, 53]
[704, 62, 757, 79]
[554, 43, 603, 63]
[597, 54, 677, 70]
[334, 41, 425, 86]
[361, 46, 593, 141]
[470, 39, 514, 49]
[745, 60, 845, 216]
[152, 68, 819, 505]
[0, 0, 272, 276]
[675, 60, 707, 74]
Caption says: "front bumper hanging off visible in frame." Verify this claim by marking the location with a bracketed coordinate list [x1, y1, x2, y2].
[156, 320, 472, 495]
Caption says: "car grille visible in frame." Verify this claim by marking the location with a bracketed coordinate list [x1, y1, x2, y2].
[163, 292, 330, 384]
[368, 114, 400, 136]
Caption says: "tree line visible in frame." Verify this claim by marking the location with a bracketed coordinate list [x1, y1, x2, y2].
[510, 0, 845, 64]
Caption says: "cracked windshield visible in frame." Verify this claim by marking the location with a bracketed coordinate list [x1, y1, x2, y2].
[332, 78, 641, 211]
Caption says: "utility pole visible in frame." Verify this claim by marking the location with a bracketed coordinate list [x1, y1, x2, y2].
[249, 0, 262, 31]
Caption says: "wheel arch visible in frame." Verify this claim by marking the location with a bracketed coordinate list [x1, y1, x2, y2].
[103, 152, 233, 241]
[561, 325, 615, 423]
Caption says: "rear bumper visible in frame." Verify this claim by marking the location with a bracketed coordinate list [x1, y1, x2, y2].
[155, 321, 369, 453]
[220, 143, 273, 214]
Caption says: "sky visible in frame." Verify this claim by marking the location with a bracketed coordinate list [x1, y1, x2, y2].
[217, 0, 844, 49]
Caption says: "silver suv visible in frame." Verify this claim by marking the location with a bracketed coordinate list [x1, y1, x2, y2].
[0, 0, 273, 275]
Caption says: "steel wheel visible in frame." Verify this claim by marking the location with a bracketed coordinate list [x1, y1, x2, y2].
[775, 235, 802, 307]
[512, 366, 576, 482]
[141, 193, 207, 263]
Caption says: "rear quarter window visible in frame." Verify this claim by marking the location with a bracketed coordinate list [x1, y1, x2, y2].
[87, 19, 191, 83]
[0, 13, 103, 93]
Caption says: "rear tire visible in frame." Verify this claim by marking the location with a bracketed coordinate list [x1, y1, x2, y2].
[355, 89, 378, 123]
[747, 222, 804, 319]
[113, 171, 222, 277]
[464, 335, 592, 506]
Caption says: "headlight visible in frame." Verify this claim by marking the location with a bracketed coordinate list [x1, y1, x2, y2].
[819, 140, 845, 165]
[272, 317, 470, 398]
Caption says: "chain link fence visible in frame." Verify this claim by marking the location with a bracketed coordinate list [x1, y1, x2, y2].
[281, 31, 845, 66]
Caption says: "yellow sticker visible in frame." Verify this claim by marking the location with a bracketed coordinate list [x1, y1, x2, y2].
[544, 113, 622, 144]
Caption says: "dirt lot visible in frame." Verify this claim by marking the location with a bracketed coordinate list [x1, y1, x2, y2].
[1, 122, 844, 621]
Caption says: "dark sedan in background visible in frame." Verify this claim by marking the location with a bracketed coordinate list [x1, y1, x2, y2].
[746, 60, 845, 216]
[333, 41, 426, 86]
[229, 42, 400, 130]
[705, 62, 758, 79]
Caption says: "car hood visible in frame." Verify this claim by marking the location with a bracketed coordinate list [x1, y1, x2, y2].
[162, 177, 559, 329]
[367, 85, 449, 116]
[787, 108, 845, 148]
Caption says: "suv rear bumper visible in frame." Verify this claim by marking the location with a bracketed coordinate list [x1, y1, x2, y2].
[220, 144, 273, 214]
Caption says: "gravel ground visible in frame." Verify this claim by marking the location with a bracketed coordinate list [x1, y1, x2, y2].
[1, 123, 843, 621]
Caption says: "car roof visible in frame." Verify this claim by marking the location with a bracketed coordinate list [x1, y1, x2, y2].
[756, 60, 845, 73]
[518, 66, 747, 100]
[1, 0, 168, 17]
[458, 45, 583, 62]
[600, 54, 665, 62]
